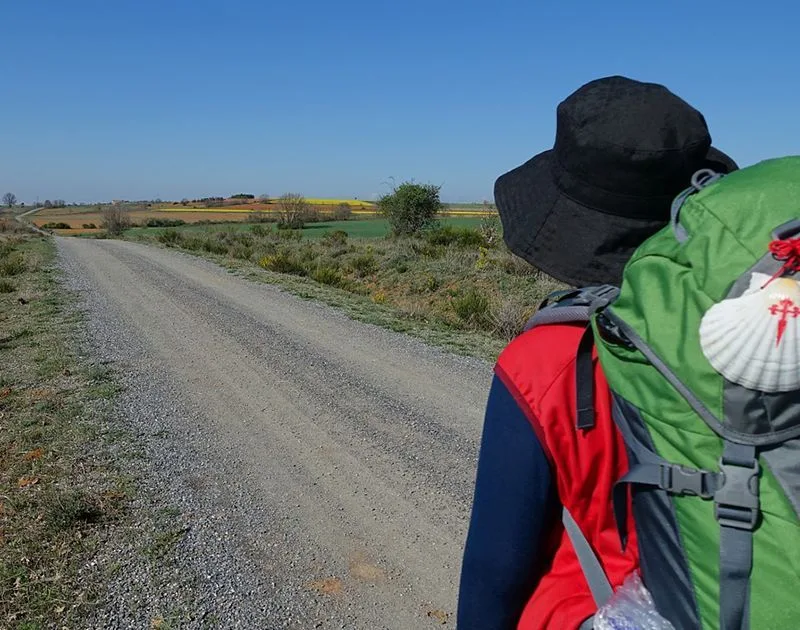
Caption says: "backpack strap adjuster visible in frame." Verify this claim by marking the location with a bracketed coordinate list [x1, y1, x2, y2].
[714, 454, 761, 531]
[659, 463, 717, 500]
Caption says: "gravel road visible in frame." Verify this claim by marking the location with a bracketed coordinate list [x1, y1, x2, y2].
[56, 237, 494, 629]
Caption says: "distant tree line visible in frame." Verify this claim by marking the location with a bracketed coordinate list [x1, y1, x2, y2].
[43, 199, 67, 209]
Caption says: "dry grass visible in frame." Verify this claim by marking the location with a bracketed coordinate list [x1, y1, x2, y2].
[0, 235, 133, 627]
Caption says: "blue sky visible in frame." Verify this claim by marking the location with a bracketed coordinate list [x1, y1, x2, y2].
[1, 1, 797, 204]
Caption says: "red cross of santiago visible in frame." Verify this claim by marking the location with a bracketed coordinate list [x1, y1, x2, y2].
[768, 298, 800, 346]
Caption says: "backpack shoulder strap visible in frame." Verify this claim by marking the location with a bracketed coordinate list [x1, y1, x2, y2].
[525, 285, 620, 431]
[524, 285, 620, 331]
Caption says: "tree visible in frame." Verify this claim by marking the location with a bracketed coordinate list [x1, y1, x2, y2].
[2, 193, 16, 208]
[276, 193, 312, 229]
[44, 199, 53, 208]
[101, 206, 131, 235]
[377, 181, 443, 236]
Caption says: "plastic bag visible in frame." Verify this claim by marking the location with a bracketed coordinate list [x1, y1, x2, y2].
[593, 571, 675, 630]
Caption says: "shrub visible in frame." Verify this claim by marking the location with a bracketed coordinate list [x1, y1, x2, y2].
[378, 181, 443, 236]
[349, 253, 378, 277]
[181, 236, 203, 252]
[323, 230, 349, 246]
[452, 288, 490, 326]
[200, 238, 229, 255]
[146, 218, 186, 228]
[102, 206, 131, 235]
[312, 265, 345, 287]
[490, 297, 531, 341]
[333, 203, 352, 221]
[229, 245, 253, 260]
[0, 279, 15, 293]
[410, 240, 444, 259]
[479, 216, 503, 247]
[250, 211, 274, 224]
[258, 251, 307, 275]
[277, 228, 303, 241]
[158, 229, 182, 246]
[42, 222, 71, 230]
[0, 253, 25, 276]
[276, 193, 312, 229]
[425, 225, 487, 248]
[82, 223, 97, 229]
[251, 223, 271, 237]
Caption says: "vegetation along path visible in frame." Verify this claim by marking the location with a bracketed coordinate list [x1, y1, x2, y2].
[56, 236, 494, 629]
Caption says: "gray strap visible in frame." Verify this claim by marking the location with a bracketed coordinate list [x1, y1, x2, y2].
[524, 285, 619, 331]
[562, 507, 614, 608]
[716, 442, 760, 630]
[719, 526, 753, 630]
[613, 461, 718, 549]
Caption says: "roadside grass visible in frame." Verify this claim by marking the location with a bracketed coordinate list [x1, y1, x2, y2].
[126, 216, 487, 240]
[0, 232, 134, 628]
[127, 217, 565, 361]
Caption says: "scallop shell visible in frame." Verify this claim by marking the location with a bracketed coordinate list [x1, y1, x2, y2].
[699, 272, 800, 392]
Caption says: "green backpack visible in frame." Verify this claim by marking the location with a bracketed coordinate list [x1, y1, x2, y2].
[537, 156, 800, 629]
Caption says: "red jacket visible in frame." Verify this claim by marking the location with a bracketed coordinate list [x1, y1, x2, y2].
[495, 322, 640, 629]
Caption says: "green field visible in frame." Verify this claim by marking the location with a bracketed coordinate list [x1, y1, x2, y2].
[125, 216, 491, 240]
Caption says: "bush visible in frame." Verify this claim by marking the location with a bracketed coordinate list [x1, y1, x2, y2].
[250, 211, 274, 224]
[251, 223, 271, 237]
[180, 236, 204, 251]
[277, 228, 303, 241]
[490, 297, 531, 341]
[349, 253, 378, 277]
[158, 229, 182, 246]
[453, 288, 490, 326]
[410, 240, 444, 259]
[229, 245, 253, 260]
[333, 203, 352, 221]
[146, 218, 186, 228]
[277, 193, 313, 229]
[378, 181, 443, 236]
[323, 230, 349, 247]
[479, 216, 502, 247]
[312, 265, 345, 287]
[82, 223, 97, 229]
[42, 222, 71, 230]
[0, 253, 25, 276]
[424, 225, 487, 248]
[102, 206, 131, 235]
[201, 238, 229, 255]
[258, 251, 307, 275]
[0, 279, 15, 293]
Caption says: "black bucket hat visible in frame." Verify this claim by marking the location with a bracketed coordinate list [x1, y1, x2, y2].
[494, 75, 738, 287]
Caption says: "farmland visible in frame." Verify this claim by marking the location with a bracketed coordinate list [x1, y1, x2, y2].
[30, 197, 497, 235]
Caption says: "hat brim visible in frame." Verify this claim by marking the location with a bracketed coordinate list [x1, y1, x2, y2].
[494, 146, 738, 288]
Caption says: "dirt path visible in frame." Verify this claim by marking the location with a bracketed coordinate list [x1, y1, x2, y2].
[57, 237, 493, 629]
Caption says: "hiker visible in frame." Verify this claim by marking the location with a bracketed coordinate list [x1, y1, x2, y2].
[457, 75, 740, 629]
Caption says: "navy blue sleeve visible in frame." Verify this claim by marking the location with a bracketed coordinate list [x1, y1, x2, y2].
[457, 374, 557, 629]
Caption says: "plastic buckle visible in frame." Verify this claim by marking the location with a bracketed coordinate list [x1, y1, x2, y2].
[660, 463, 716, 499]
[714, 458, 760, 531]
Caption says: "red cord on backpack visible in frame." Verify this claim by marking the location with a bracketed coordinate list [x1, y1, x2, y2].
[761, 238, 800, 288]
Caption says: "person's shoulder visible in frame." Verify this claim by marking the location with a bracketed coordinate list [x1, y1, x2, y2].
[495, 323, 585, 405]
[498, 322, 585, 369]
